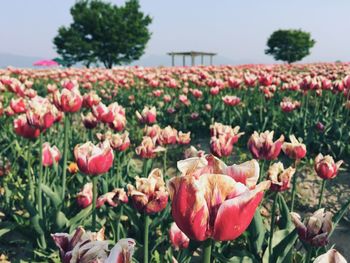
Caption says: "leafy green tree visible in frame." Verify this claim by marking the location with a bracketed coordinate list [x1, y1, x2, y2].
[265, 29, 315, 64]
[53, 0, 152, 68]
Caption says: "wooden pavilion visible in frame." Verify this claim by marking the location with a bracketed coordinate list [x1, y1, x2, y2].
[167, 51, 217, 66]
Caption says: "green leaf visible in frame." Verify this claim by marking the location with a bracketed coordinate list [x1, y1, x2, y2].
[68, 205, 92, 231]
[56, 211, 68, 229]
[330, 198, 350, 236]
[41, 183, 61, 208]
[270, 229, 298, 263]
[278, 194, 292, 229]
[214, 250, 258, 263]
[0, 222, 16, 238]
[247, 210, 266, 255]
[31, 214, 44, 235]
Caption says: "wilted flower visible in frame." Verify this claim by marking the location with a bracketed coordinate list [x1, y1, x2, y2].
[291, 209, 332, 247]
[96, 188, 128, 208]
[248, 131, 284, 160]
[127, 169, 168, 214]
[51, 227, 108, 263]
[168, 154, 270, 241]
[177, 131, 191, 145]
[267, 162, 295, 192]
[313, 249, 347, 263]
[169, 222, 190, 250]
[135, 136, 165, 159]
[314, 154, 343, 180]
[282, 135, 307, 159]
[105, 238, 136, 263]
[42, 142, 61, 167]
[77, 182, 93, 209]
[81, 112, 98, 129]
[74, 140, 114, 176]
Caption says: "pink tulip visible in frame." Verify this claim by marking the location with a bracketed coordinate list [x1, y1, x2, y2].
[74, 140, 114, 176]
[136, 106, 157, 124]
[26, 96, 57, 130]
[105, 238, 136, 263]
[127, 169, 168, 214]
[76, 182, 93, 208]
[168, 154, 270, 241]
[42, 142, 61, 167]
[10, 97, 26, 113]
[248, 131, 284, 160]
[169, 222, 189, 250]
[314, 154, 343, 180]
[53, 86, 83, 113]
[13, 114, 40, 139]
[96, 188, 128, 208]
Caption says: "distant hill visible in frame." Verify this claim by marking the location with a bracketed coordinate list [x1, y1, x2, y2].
[0, 52, 256, 68]
[0, 53, 44, 68]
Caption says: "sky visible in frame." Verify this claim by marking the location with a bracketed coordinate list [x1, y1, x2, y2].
[1, 0, 350, 65]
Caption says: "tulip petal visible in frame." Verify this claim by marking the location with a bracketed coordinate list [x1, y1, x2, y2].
[168, 176, 209, 241]
[225, 159, 260, 188]
[212, 181, 270, 241]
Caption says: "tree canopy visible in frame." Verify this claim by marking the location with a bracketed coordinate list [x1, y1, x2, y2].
[265, 29, 315, 64]
[53, 0, 152, 68]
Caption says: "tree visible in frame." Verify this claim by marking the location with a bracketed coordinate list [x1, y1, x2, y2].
[265, 29, 315, 64]
[53, 0, 152, 68]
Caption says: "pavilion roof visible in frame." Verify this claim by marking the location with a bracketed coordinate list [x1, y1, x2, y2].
[167, 51, 217, 56]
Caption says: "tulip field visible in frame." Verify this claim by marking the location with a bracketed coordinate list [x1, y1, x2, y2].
[1, 63, 350, 262]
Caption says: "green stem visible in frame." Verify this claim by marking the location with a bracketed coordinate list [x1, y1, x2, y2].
[92, 176, 98, 231]
[116, 206, 123, 240]
[163, 149, 167, 177]
[203, 239, 212, 263]
[62, 115, 70, 200]
[258, 160, 266, 183]
[37, 133, 47, 249]
[269, 192, 278, 260]
[318, 180, 327, 209]
[290, 160, 299, 212]
[143, 214, 150, 263]
[305, 246, 313, 263]
[27, 143, 34, 200]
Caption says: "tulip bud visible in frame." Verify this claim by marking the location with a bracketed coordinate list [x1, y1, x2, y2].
[77, 182, 93, 208]
[291, 209, 332, 247]
[169, 222, 190, 250]
[42, 142, 61, 167]
[314, 154, 343, 180]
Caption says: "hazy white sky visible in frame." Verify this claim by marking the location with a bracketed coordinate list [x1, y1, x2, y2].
[1, 0, 350, 64]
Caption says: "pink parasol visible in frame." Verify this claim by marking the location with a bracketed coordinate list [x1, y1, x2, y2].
[33, 59, 59, 67]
